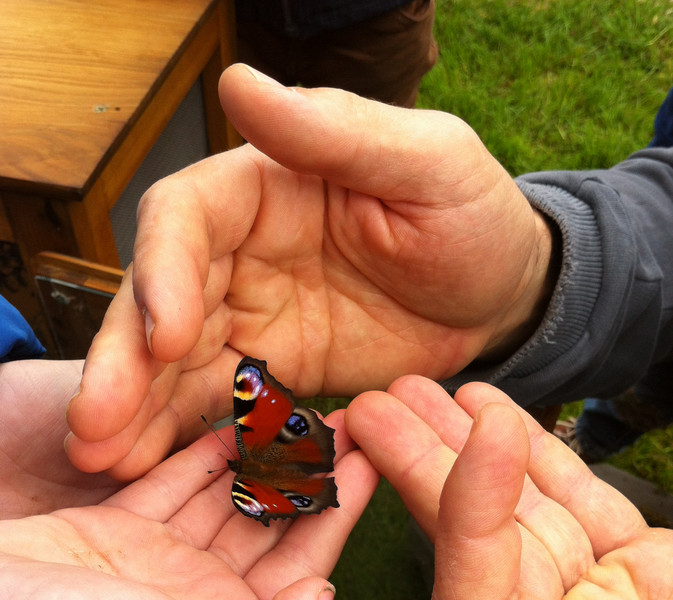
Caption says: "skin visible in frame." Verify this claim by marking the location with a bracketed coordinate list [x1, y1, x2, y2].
[0, 359, 119, 517]
[65, 64, 556, 480]
[346, 377, 673, 599]
[3, 360, 672, 597]
[0, 359, 376, 600]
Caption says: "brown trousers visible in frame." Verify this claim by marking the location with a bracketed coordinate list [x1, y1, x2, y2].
[237, 0, 438, 107]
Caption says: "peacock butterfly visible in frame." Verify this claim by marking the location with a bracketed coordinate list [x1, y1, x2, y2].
[226, 356, 339, 526]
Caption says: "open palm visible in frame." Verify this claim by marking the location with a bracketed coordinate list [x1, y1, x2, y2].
[0, 360, 120, 517]
[1, 409, 377, 599]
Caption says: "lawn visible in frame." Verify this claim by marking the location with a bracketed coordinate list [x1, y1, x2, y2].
[328, 1, 673, 598]
[417, 0, 673, 173]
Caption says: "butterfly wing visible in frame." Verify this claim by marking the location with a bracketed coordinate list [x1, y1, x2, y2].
[229, 357, 339, 526]
[231, 473, 338, 526]
[232, 357, 295, 460]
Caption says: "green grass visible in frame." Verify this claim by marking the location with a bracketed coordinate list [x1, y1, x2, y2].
[327, 2, 673, 597]
[611, 427, 673, 494]
[418, 0, 673, 175]
[560, 402, 673, 494]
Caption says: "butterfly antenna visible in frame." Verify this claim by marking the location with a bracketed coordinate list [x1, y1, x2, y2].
[200, 414, 235, 468]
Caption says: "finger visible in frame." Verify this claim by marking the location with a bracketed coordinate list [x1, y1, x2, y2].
[68, 256, 231, 446]
[454, 383, 602, 592]
[65, 347, 226, 479]
[323, 409, 359, 459]
[453, 383, 649, 558]
[244, 449, 378, 599]
[65, 367, 167, 474]
[592, 528, 673, 597]
[434, 402, 533, 599]
[528, 426, 649, 559]
[345, 388, 454, 539]
[355, 377, 597, 592]
[165, 432, 241, 550]
[220, 65, 536, 340]
[67, 269, 160, 442]
[133, 148, 262, 363]
[274, 578, 335, 600]
[177, 301, 233, 373]
[68, 284, 235, 478]
[385, 375, 474, 450]
[102, 432, 228, 521]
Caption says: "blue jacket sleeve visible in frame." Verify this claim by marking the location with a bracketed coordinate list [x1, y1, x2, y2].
[443, 145, 673, 407]
[0, 295, 46, 362]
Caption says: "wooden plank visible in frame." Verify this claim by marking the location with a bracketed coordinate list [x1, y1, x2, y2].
[202, 0, 243, 154]
[202, 50, 231, 156]
[32, 252, 123, 359]
[2, 0, 239, 270]
[68, 191, 121, 267]
[66, 5, 225, 266]
[218, 0, 244, 151]
[32, 251, 123, 295]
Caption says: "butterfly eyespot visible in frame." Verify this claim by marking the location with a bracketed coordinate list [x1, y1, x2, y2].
[289, 495, 312, 508]
[235, 365, 264, 400]
[285, 413, 309, 437]
[233, 495, 265, 517]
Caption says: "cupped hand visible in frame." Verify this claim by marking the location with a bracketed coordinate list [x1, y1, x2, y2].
[345, 377, 673, 598]
[67, 63, 555, 479]
[1, 410, 377, 600]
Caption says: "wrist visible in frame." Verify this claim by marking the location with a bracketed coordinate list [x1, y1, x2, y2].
[479, 208, 561, 362]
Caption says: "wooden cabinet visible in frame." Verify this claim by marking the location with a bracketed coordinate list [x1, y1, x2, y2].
[0, 0, 239, 270]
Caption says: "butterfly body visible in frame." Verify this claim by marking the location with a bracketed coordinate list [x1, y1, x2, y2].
[228, 357, 339, 526]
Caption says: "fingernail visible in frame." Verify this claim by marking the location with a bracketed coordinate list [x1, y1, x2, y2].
[318, 584, 336, 600]
[242, 64, 282, 87]
[143, 308, 154, 354]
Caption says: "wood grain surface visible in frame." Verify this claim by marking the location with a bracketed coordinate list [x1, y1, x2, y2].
[0, 0, 217, 195]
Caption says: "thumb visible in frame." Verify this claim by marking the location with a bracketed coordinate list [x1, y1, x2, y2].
[433, 402, 529, 599]
[273, 577, 336, 600]
[219, 63, 491, 203]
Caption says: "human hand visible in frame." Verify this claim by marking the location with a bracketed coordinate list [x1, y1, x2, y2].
[346, 377, 673, 598]
[1, 410, 376, 600]
[67, 63, 556, 479]
[0, 359, 120, 517]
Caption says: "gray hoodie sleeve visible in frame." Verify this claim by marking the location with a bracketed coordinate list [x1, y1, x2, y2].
[442, 146, 673, 407]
